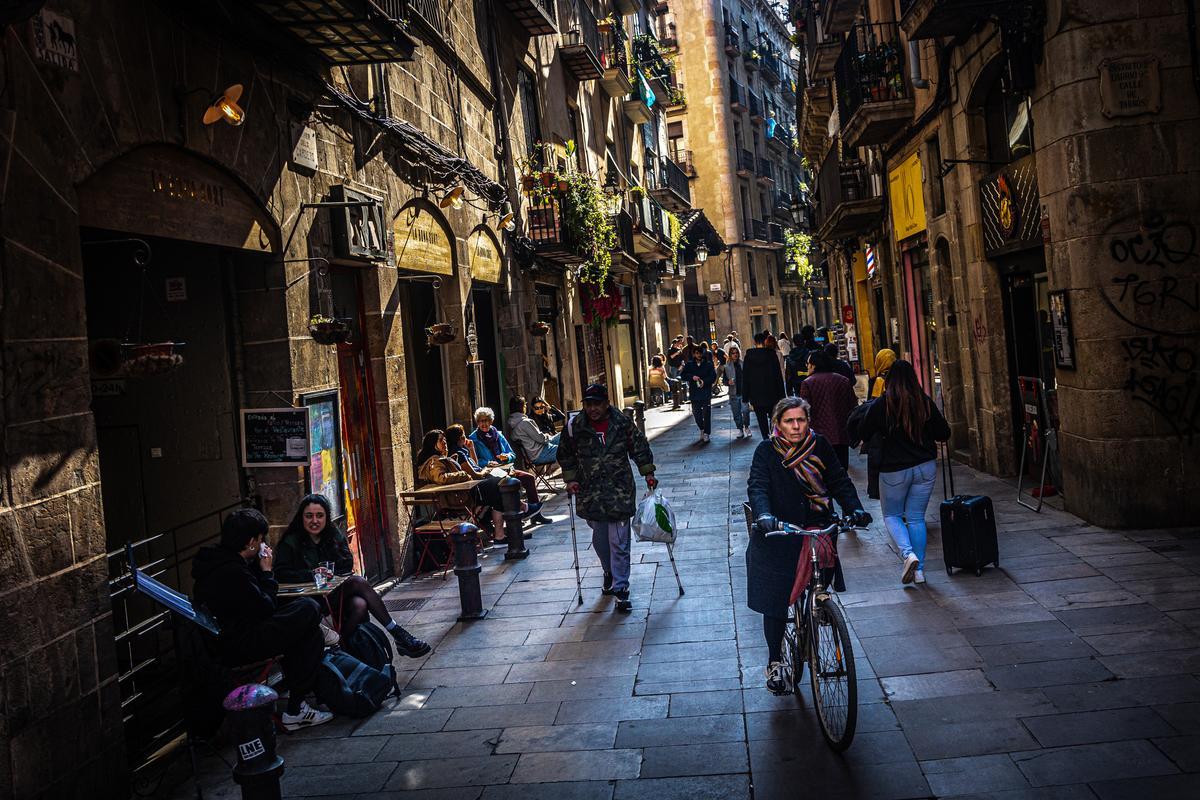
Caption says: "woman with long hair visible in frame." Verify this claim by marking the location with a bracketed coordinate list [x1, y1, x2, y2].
[273, 493, 431, 656]
[416, 429, 516, 542]
[747, 397, 870, 694]
[855, 360, 951, 585]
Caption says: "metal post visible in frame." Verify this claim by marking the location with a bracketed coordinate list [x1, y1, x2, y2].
[223, 684, 284, 800]
[633, 400, 646, 434]
[498, 476, 529, 560]
[450, 523, 487, 620]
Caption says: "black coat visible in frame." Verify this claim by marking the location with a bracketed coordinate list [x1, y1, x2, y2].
[745, 435, 863, 618]
[680, 358, 717, 401]
[192, 545, 278, 643]
[741, 347, 785, 408]
[274, 527, 354, 584]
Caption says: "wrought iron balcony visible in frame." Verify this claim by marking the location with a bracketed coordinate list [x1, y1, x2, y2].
[633, 195, 673, 258]
[748, 91, 763, 124]
[804, 0, 842, 80]
[900, 0, 1007, 41]
[503, 0, 558, 36]
[649, 155, 692, 211]
[773, 190, 793, 220]
[559, 0, 603, 81]
[757, 157, 775, 186]
[813, 149, 882, 240]
[611, 209, 636, 256]
[623, 76, 654, 124]
[633, 31, 672, 93]
[729, 81, 747, 113]
[671, 148, 696, 177]
[744, 48, 760, 71]
[769, 222, 785, 244]
[527, 194, 586, 265]
[247, 0, 418, 63]
[835, 22, 914, 149]
[761, 50, 782, 85]
[737, 148, 755, 176]
[724, 24, 741, 56]
[599, 25, 633, 97]
[745, 218, 769, 242]
[656, 14, 677, 49]
[820, 0, 859, 35]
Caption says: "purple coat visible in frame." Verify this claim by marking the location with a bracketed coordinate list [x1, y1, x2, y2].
[798, 372, 858, 446]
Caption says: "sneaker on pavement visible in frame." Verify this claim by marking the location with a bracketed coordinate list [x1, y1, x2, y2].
[281, 701, 333, 731]
[702, 433, 710, 443]
[901, 554, 919, 585]
[744, 426, 753, 437]
[602, 571, 616, 596]
[735, 430, 745, 439]
[529, 513, 553, 526]
[766, 661, 788, 695]
[391, 627, 432, 658]
[319, 621, 340, 648]
[614, 590, 632, 613]
[914, 569, 926, 584]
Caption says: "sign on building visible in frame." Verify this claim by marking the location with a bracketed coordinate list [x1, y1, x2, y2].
[467, 227, 502, 284]
[978, 155, 1042, 258]
[31, 9, 78, 72]
[393, 204, 454, 275]
[887, 153, 927, 242]
[330, 185, 386, 262]
[241, 408, 309, 467]
[1098, 56, 1161, 118]
[290, 126, 319, 172]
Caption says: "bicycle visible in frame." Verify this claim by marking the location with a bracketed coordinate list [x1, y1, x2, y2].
[743, 504, 860, 751]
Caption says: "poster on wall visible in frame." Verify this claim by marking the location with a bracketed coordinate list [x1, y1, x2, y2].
[1048, 290, 1076, 370]
[303, 392, 344, 521]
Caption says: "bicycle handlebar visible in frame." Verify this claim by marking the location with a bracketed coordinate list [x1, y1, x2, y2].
[763, 516, 861, 539]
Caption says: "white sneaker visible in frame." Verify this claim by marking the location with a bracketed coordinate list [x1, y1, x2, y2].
[320, 621, 340, 647]
[702, 433, 710, 442]
[745, 426, 753, 437]
[735, 430, 745, 439]
[281, 701, 334, 731]
[901, 554, 919, 585]
[914, 569, 926, 584]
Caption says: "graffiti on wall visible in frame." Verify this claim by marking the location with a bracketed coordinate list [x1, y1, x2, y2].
[1102, 212, 1199, 441]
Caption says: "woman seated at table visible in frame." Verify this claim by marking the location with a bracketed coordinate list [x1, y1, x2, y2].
[273, 493, 431, 657]
[416, 429, 522, 542]
[458, 418, 553, 526]
[530, 397, 565, 435]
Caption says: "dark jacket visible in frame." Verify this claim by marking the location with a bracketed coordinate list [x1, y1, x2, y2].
[741, 347, 785, 408]
[192, 545, 278, 642]
[855, 393, 951, 473]
[745, 435, 863, 617]
[832, 358, 856, 385]
[798, 372, 858, 446]
[722, 359, 744, 395]
[558, 406, 656, 521]
[847, 399, 883, 498]
[785, 345, 813, 388]
[274, 527, 354, 584]
[680, 358, 717, 401]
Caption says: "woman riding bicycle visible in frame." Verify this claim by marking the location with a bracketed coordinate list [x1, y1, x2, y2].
[747, 396, 871, 694]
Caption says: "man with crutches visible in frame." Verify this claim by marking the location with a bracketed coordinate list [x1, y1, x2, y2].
[558, 384, 657, 613]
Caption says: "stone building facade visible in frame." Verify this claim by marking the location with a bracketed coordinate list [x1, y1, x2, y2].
[798, 0, 1198, 527]
[0, 0, 711, 794]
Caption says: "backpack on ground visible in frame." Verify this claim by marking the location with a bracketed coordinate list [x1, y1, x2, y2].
[341, 621, 394, 672]
[314, 648, 396, 717]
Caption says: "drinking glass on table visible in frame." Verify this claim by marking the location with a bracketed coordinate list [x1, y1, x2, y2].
[312, 567, 328, 590]
[319, 561, 336, 579]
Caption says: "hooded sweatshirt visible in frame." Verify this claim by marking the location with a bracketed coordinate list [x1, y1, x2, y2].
[191, 545, 278, 642]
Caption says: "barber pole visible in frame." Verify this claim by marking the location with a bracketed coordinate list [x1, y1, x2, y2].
[865, 243, 877, 279]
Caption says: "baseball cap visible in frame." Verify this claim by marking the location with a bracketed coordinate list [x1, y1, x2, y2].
[582, 383, 608, 402]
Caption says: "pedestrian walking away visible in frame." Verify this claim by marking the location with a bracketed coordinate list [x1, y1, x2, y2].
[680, 343, 717, 443]
[785, 326, 817, 396]
[824, 342, 857, 385]
[798, 349, 859, 470]
[742, 330, 787, 440]
[853, 359, 951, 585]
[868, 348, 896, 399]
[746, 397, 870, 694]
[723, 345, 752, 438]
[557, 383, 658, 613]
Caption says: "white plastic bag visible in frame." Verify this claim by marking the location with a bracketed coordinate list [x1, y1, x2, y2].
[633, 490, 677, 544]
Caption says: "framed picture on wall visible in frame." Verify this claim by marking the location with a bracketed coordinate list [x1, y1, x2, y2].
[302, 391, 344, 522]
[1048, 290, 1076, 370]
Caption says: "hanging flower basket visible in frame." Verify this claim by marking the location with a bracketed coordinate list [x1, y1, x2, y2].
[121, 341, 185, 376]
[539, 171, 556, 189]
[521, 175, 538, 192]
[309, 316, 352, 345]
[529, 321, 550, 336]
[425, 322, 456, 346]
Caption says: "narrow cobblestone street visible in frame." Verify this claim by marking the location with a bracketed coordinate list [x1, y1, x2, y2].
[181, 400, 1200, 800]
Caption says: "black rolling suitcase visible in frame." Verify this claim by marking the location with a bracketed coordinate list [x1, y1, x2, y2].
[939, 444, 999, 576]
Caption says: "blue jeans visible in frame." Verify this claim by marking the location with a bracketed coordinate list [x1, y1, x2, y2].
[588, 520, 631, 592]
[728, 393, 750, 429]
[879, 460, 937, 569]
[533, 433, 561, 464]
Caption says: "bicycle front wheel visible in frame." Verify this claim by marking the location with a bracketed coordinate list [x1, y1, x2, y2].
[807, 596, 857, 751]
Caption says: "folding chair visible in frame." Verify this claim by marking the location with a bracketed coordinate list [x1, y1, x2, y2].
[513, 439, 562, 495]
[401, 491, 478, 578]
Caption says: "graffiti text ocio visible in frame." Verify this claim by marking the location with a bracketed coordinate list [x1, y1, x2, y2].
[1108, 213, 1197, 269]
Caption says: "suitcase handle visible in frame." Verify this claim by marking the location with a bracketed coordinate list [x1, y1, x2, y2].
[940, 442, 955, 499]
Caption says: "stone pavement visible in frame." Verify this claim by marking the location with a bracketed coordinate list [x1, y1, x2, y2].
[178, 398, 1200, 800]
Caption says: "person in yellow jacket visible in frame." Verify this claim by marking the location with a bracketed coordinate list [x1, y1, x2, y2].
[870, 349, 897, 398]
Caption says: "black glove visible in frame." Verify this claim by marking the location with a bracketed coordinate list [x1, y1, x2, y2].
[755, 514, 778, 535]
[850, 509, 872, 528]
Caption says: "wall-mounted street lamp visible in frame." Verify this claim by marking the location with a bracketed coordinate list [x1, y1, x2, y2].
[202, 84, 246, 127]
[439, 186, 466, 210]
[695, 239, 709, 264]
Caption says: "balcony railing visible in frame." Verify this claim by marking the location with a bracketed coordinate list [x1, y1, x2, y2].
[761, 49, 782, 84]
[247, 0, 418, 63]
[748, 91, 762, 122]
[804, 0, 842, 80]
[659, 156, 691, 207]
[737, 148, 756, 174]
[813, 148, 881, 237]
[613, 209, 636, 255]
[633, 32, 671, 90]
[407, 0, 445, 36]
[769, 222, 785, 244]
[671, 148, 695, 177]
[773, 190, 793, 218]
[724, 24, 741, 55]
[502, 0, 558, 36]
[528, 194, 586, 264]
[834, 22, 912, 146]
[746, 218, 769, 242]
[729, 80, 746, 111]
[559, 0, 603, 81]
[757, 157, 775, 184]
[656, 14, 677, 49]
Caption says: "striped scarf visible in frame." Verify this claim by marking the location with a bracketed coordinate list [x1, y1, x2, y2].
[770, 430, 830, 513]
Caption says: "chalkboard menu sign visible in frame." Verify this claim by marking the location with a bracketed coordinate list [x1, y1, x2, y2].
[241, 408, 310, 467]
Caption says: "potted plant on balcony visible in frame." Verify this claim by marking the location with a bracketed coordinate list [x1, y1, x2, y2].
[597, 13, 615, 32]
[629, 185, 646, 202]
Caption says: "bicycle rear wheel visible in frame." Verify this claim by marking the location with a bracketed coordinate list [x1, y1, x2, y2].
[807, 596, 857, 750]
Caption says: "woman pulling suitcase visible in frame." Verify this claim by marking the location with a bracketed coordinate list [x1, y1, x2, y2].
[853, 360, 950, 585]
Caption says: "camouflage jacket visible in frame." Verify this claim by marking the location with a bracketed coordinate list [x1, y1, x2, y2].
[557, 407, 656, 522]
